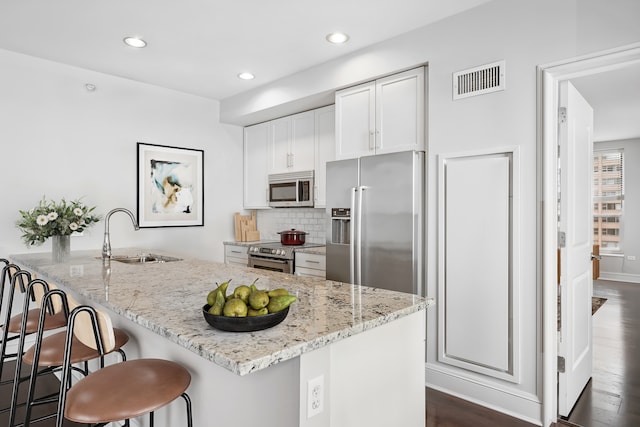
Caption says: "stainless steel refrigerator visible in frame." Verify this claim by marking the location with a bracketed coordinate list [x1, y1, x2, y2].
[325, 150, 425, 295]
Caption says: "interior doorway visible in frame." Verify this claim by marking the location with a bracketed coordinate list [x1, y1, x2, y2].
[539, 42, 640, 426]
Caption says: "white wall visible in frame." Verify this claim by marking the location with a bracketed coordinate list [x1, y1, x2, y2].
[596, 138, 640, 282]
[0, 49, 244, 263]
[220, 0, 640, 425]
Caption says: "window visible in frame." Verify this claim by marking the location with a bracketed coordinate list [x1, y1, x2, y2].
[593, 149, 624, 252]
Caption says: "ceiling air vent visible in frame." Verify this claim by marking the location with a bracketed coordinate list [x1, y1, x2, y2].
[453, 60, 505, 100]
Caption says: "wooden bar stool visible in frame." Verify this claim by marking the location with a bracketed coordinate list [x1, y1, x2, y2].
[0, 262, 26, 383]
[0, 266, 67, 387]
[7, 281, 70, 426]
[56, 304, 193, 427]
[13, 287, 129, 427]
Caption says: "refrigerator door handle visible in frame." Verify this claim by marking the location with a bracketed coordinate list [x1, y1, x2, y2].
[350, 187, 357, 284]
[355, 185, 367, 285]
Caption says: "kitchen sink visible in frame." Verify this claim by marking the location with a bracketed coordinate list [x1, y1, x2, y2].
[109, 253, 182, 264]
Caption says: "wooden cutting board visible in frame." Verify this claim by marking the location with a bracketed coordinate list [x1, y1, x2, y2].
[234, 210, 260, 242]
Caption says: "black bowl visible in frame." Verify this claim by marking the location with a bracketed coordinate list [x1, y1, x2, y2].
[202, 304, 290, 332]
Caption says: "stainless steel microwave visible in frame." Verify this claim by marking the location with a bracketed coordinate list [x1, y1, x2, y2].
[268, 171, 314, 207]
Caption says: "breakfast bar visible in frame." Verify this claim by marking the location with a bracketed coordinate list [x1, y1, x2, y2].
[10, 249, 430, 427]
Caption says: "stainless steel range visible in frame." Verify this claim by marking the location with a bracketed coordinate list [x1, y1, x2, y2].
[247, 242, 324, 274]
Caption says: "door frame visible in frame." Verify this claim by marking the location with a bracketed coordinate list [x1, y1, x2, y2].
[539, 42, 640, 426]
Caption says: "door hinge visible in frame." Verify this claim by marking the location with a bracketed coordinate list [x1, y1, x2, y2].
[558, 356, 565, 373]
[559, 107, 567, 124]
[558, 231, 566, 248]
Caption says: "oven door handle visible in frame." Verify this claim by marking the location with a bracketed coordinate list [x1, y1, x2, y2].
[249, 257, 289, 264]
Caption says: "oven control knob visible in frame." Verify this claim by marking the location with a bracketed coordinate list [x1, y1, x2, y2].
[270, 249, 276, 254]
[277, 249, 284, 255]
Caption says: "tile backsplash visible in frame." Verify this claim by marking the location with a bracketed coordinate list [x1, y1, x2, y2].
[257, 208, 327, 244]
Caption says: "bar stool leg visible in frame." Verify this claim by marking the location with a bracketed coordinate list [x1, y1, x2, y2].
[7, 271, 36, 424]
[182, 393, 193, 427]
[0, 264, 26, 385]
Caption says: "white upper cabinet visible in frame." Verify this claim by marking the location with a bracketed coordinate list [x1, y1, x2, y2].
[335, 82, 375, 160]
[243, 122, 270, 209]
[244, 106, 335, 209]
[268, 110, 315, 174]
[335, 67, 425, 160]
[314, 105, 336, 208]
[269, 116, 291, 174]
[375, 67, 425, 155]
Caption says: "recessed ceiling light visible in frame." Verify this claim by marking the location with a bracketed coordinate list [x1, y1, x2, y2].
[123, 37, 147, 48]
[237, 72, 255, 80]
[326, 32, 349, 44]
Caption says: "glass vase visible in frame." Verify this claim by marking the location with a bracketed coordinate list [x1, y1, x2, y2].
[52, 235, 71, 263]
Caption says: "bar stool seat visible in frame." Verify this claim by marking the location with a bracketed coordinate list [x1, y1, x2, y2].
[22, 327, 130, 366]
[7, 308, 67, 334]
[63, 358, 191, 424]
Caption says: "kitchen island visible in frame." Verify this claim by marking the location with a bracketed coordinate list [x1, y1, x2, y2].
[10, 249, 430, 427]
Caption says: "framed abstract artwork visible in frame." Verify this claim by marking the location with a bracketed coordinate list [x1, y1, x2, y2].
[136, 142, 204, 227]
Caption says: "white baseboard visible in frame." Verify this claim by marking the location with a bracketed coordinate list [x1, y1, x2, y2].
[598, 272, 640, 283]
[425, 363, 543, 426]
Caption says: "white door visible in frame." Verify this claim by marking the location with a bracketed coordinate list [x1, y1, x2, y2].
[557, 80, 594, 417]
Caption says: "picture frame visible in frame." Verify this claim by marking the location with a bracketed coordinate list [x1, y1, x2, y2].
[136, 142, 204, 228]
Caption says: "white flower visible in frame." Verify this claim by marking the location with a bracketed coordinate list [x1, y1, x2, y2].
[69, 222, 79, 231]
[36, 215, 49, 226]
[47, 211, 58, 221]
[73, 207, 84, 216]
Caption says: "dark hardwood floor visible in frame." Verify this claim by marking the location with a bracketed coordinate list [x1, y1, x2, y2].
[0, 361, 82, 427]
[564, 279, 640, 427]
[426, 387, 539, 427]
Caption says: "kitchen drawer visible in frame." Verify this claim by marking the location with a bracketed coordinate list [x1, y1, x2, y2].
[294, 252, 326, 277]
[224, 245, 248, 266]
[295, 266, 326, 279]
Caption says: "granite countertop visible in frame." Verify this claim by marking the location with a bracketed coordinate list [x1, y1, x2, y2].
[294, 246, 325, 256]
[223, 240, 278, 247]
[224, 240, 326, 255]
[10, 249, 430, 376]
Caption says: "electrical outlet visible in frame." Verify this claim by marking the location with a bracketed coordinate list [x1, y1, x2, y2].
[627, 255, 637, 261]
[307, 375, 324, 418]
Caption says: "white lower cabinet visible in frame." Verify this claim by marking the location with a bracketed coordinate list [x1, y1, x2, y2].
[224, 244, 248, 267]
[294, 252, 326, 279]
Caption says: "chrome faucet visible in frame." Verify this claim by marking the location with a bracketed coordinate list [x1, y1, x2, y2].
[102, 208, 140, 259]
